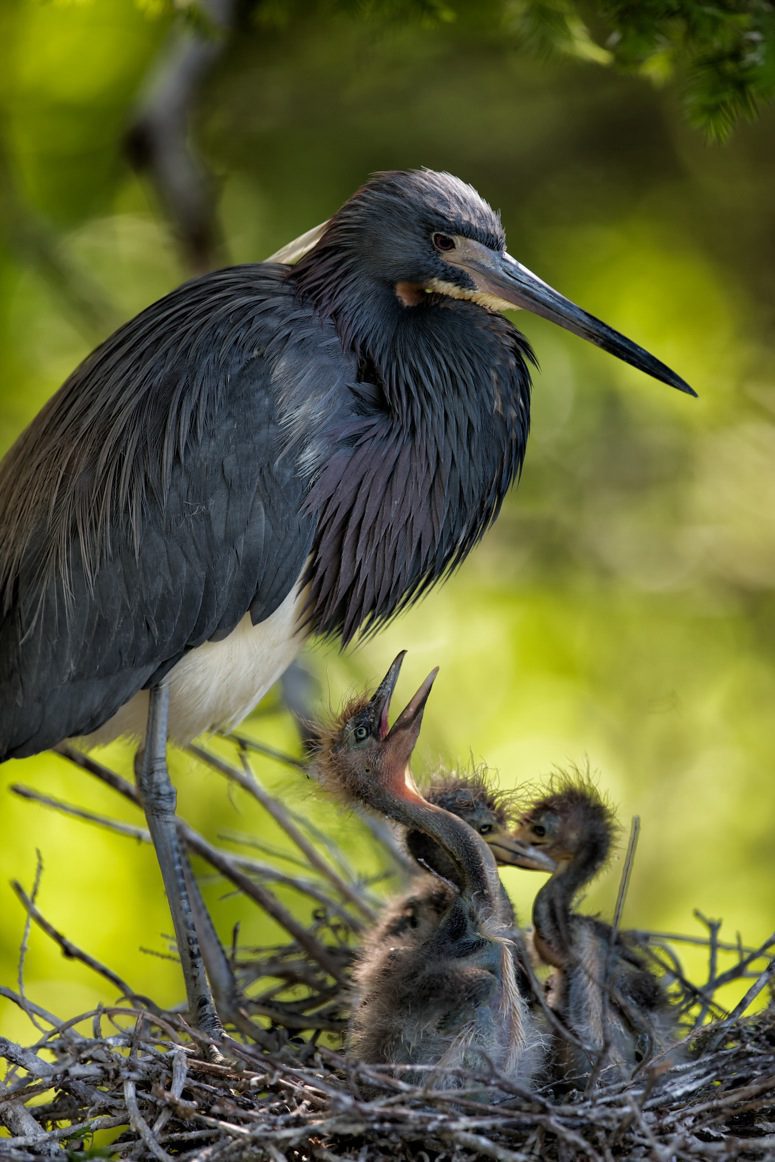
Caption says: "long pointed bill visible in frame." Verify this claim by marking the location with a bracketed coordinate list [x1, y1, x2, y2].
[448, 238, 696, 396]
[388, 667, 439, 743]
[505, 832, 560, 873]
[385, 665, 438, 799]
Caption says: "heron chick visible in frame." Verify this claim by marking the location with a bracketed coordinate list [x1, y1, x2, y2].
[313, 653, 554, 1093]
[405, 767, 524, 886]
[512, 774, 676, 1087]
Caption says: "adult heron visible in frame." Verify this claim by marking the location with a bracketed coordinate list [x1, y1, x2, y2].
[0, 169, 694, 1037]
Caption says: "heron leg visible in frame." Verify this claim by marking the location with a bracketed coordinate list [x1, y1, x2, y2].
[136, 683, 223, 1042]
[184, 864, 278, 1045]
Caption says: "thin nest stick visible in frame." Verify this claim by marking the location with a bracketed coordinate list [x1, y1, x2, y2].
[2, 743, 773, 1160]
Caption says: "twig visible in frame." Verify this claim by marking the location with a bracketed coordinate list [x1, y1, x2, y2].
[586, 815, 640, 1091]
[0, 1100, 65, 1157]
[710, 929, 775, 990]
[0, 985, 64, 1033]
[125, 1075, 173, 1161]
[612, 816, 640, 936]
[704, 954, 775, 1052]
[151, 1046, 191, 1138]
[178, 818, 349, 984]
[15, 851, 46, 1036]
[13, 782, 363, 931]
[54, 742, 139, 804]
[231, 732, 306, 770]
[11, 879, 148, 1005]
[626, 928, 764, 956]
[11, 783, 149, 842]
[190, 743, 374, 920]
[693, 910, 722, 1028]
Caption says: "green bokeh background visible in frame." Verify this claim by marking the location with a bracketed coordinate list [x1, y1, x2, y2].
[1, 1, 773, 1044]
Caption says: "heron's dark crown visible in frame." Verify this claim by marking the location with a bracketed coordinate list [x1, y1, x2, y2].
[344, 169, 505, 253]
[292, 169, 507, 322]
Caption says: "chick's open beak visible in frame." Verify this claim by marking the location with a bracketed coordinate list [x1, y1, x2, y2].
[384, 666, 439, 773]
[367, 651, 408, 740]
[366, 653, 439, 774]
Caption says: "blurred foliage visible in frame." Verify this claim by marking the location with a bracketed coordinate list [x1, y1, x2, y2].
[508, 0, 775, 139]
[0, 0, 774, 1049]
[137, 0, 775, 138]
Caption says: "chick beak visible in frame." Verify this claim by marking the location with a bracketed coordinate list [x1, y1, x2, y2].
[366, 651, 408, 740]
[482, 827, 555, 872]
[383, 667, 439, 776]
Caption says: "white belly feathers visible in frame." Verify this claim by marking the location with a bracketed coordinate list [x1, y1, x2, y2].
[87, 583, 307, 747]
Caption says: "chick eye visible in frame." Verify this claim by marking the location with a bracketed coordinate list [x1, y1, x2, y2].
[479, 823, 493, 835]
[432, 232, 455, 252]
[353, 725, 369, 743]
[532, 823, 547, 839]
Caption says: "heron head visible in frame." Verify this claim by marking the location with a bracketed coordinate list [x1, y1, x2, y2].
[419, 769, 556, 871]
[510, 773, 618, 879]
[297, 168, 694, 396]
[316, 652, 437, 809]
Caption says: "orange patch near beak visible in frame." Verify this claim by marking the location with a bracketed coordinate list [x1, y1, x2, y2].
[395, 281, 425, 307]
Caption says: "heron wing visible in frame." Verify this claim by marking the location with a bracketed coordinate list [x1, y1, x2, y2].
[0, 265, 339, 758]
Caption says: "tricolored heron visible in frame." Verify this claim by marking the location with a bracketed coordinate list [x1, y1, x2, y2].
[313, 652, 554, 1091]
[512, 776, 675, 1086]
[0, 169, 694, 1035]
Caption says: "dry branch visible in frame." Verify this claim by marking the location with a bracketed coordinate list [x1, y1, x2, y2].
[1, 741, 773, 1160]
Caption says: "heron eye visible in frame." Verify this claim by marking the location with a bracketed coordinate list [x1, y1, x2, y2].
[479, 823, 493, 835]
[432, 232, 456, 253]
[532, 823, 547, 839]
[353, 725, 369, 743]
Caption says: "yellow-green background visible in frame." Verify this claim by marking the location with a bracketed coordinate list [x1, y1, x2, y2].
[1, 1, 773, 1044]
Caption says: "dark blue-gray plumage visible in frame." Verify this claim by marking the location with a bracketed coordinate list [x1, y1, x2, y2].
[0, 169, 694, 1035]
[0, 168, 695, 759]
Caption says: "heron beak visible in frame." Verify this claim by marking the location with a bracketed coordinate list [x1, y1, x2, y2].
[364, 655, 438, 797]
[368, 651, 408, 740]
[388, 667, 439, 745]
[487, 829, 558, 873]
[385, 668, 439, 777]
[446, 237, 696, 397]
[504, 823, 559, 872]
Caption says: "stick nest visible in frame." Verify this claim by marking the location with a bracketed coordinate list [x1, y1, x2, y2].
[1, 740, 773, 1161]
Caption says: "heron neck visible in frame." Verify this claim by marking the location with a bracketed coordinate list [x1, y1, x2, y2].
[293, 249, 529, 424]
[293, 245, 530, 645]
[405, 828, 460, 885]
[384, 788, 502, 917]
[532, 854, 600, 969]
